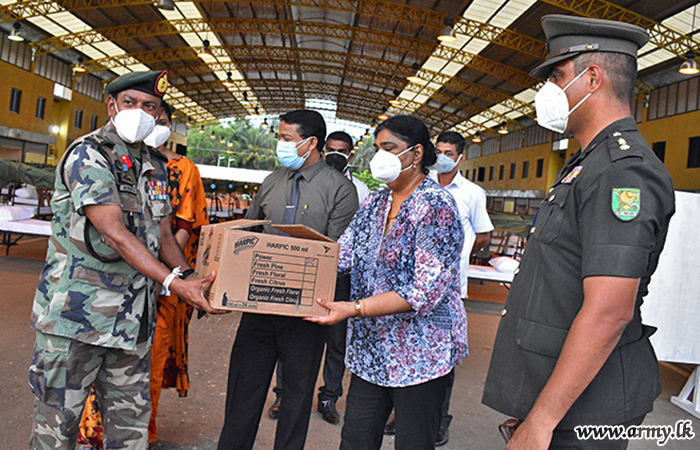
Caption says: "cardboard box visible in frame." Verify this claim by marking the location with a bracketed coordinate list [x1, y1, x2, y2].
[194, 219, 338, 317]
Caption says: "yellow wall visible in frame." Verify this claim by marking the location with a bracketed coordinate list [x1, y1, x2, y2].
[463, 108, 700, 193]
[0, 59, 107, 165]
[0, 61, 57, 137]
[637, 109, 700, 191]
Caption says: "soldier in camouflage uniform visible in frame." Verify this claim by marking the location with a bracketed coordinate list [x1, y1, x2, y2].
[28, 70, 220, 450]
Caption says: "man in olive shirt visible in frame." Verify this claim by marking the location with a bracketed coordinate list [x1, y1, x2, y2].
[482, 16, 675, 449]
[218, 110, 358, 450]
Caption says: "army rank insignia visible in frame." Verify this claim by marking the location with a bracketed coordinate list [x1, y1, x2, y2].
[561, 166, 582, 184]
[148, 180, 168, 200]
[617, 137, 630, 151]
[612, 188, 640, 221]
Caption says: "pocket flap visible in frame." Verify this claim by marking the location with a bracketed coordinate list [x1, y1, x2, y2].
[73, 265, 131, 292]
[516, 318, 568, 358]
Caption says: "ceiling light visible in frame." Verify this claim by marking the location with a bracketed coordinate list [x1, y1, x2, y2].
[378, 107, 389, 121]
[261, 118, 269, 129]
[357, 137, 364, 145]
[679, 50, 699, 75]
[471, 135, 482, 144]
[406, 62, 423, 83]
[73, 57, 87, 73]
[186, 117, 192, 127]
[220, 136, 226, 144]
[156, 0, 176, 10]
[389, 88, 401, 106]
[241, 91, 249, 104]
[498, 124, 509, 135]
[363, 128, 370, 139]
[254, 106, 260, 116]
[227, 141, 233, 148]
[199, 125, 205, 134]
[223, 71, 235, 88]
[353, 145, 359, 150]
[210, 132, 216, 140]
[437, 17, 457, 43]
[198, 39, 214, 60]
[8, 22, 24, 42]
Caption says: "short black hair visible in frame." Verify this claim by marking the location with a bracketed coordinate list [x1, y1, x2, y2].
[375, 115, 437, 174]
[161, 101, 173, 123]
[573, 52, 637, 105]
[326, 131, 353, 152]
[279, 109, 327, 152]
[436, 131, 466, 155]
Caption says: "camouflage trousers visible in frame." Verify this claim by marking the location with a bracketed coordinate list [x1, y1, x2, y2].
[28, 331, 151, 450]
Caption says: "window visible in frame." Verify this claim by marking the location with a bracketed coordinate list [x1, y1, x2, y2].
[35, 96, 46, 120]
[510, 163, 516, 179]
[477, 167, 485, 182]
[74, 109, 83, 129]
[90, 114, 99, 131]
[536, 158, 544, 178]
[499, 164, 505, 180]
[652, 141, 666, 163]
[9, 87, 21, 113]
[472, 168, 477, 181]
[688, 137, 700, 168]
[489, 166, 494, 181]
[522, 161, 530, 179]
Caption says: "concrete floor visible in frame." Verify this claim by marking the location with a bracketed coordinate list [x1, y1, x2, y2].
[1, 236, 698, 449]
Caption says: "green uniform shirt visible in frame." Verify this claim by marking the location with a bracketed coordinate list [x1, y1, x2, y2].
[31, 122, 172, 350]
[483, 117, 675, 428]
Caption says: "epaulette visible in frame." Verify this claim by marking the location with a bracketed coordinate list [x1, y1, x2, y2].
[608, 130, 643, 162]
[83, 134, 113, 149]
[148, 146, 169, 164]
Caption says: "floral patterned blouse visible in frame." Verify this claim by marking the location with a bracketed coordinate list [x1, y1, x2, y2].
[338, 176, 468, 387]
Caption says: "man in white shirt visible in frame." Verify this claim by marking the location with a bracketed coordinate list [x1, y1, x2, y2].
[324, 131, 370, 206]
[433, 130, 494, 445]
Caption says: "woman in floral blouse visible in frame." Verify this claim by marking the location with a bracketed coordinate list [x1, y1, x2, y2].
[308, 115, 468, 449]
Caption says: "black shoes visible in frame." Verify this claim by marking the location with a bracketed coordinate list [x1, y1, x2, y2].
[268, 396, 281, 420]
[317, 400, 340, 425]
[436, 425, 449, 447]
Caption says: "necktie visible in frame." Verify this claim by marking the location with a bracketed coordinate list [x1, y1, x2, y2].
[282, 172, 303, 225]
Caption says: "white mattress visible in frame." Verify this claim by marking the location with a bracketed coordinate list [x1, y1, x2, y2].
[0, 219, 52, 236]
[467, 264, 514, 283]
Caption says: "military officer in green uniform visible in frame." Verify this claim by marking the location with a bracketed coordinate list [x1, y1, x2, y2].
[29, 70, 220, 449]
[482, 15, 675, 449]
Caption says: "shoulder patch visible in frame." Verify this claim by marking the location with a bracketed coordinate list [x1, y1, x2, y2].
[612, 188, 640, 221]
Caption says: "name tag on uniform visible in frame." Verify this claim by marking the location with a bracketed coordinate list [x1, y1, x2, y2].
[561, 166, 583, 184]
[119, 184, 138, 195]
[147, 181, 168, 200]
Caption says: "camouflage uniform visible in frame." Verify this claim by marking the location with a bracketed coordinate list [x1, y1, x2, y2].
[29, 122, 171, 449]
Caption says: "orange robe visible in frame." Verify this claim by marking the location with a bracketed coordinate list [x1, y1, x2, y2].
[149, 157, 208, 443]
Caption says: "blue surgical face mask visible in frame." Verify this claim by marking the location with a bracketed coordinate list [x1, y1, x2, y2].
[276, 136, 312, 170]
[432, 153, 459, 174]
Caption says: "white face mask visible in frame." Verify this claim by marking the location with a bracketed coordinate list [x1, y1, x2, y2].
[276, 137, 312, 170]
[111, 104, 157, 144]
[432, 153, 459, 174]
[369, 147, 413, 183]
[534, 67, 592, 134]
[143, 125, 171, 149]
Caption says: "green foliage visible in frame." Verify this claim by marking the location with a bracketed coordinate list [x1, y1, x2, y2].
[186, 119, 280, 170]
[352, 169, 384, 191]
